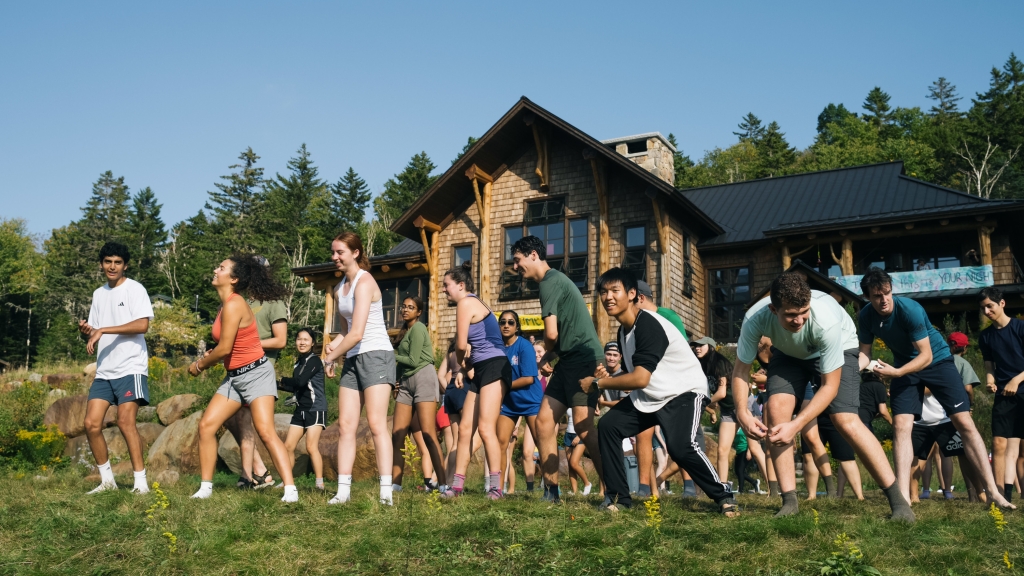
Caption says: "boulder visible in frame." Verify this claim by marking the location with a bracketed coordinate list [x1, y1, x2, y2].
[156, 394, 202, 425]
[218, 413, 310, 478]
[137, 406, 158, 422]
[319, 416, 395, 482]
[46, 373, 78, 388]
[43, 395, 89, 438]
[64, 422, 166, 461]
[28, 373, 42, 383]
[44, 389, 69, 410]
[148, 410, 204, 485]
[103, 405, 118, 427]
[83, 363, 97, 381]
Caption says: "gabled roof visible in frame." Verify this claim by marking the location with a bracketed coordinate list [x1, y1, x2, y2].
[683, 162, 1024, 249]
[391, 97, 722, 240]
[290, 238, 425, 277]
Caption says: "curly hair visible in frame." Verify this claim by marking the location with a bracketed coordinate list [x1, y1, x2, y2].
[769, 272, 811, 308]
[98, 241, 131, 264]
[511, 235, 547, 261]
[334, 232, 370, 271]
[227, 254, 290, 302]
[444, 261, 475, 294]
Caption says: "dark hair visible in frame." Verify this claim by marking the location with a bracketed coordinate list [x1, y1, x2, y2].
[769, 273, 812, 308]
[511, 235, 547, 261]
[859, 267, 892, 297]
[333, 231, 370, 271]
[444, 261, 475, 293]
[227, 254, 290, 301]
[296, 326, 318, 344]
[597, 267, 639, 303]
[979, 286, 1004, 304]
[860, 370, 883, 384]
[500, 310, 522, 336]
[98, 241, 131, 264]
[392, 296, 425, 347]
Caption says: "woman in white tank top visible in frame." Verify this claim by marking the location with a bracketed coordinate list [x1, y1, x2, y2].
[323, 232, 398, 506]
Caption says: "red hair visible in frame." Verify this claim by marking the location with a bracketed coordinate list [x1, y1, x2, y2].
[333, 232, 370, 271]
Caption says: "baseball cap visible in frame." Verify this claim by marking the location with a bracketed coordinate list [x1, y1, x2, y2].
[635, 280, 653, 299]
[604, 342, 620, 353]
[690, 336, 717, 347]
[948, 332, 968, 348]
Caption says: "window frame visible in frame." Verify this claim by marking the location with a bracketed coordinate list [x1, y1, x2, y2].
[622, 223, 648, 282]
[499, 197, 591, 300]
[452, 243, 474, 269]
[333, 276, 429, 333]
[682, 232, 694, 298]
[706, 265, 752, 343]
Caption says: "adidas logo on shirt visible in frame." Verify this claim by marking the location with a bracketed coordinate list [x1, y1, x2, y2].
[118, 302, 125, 307]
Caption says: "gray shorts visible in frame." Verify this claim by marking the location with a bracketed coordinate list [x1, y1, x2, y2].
[719, 411, 737, 423]
[766, 348, 860, 415]
[217, 360, 278, 404]
[397, 365, 439, 405]
[340, 350, 396, 391]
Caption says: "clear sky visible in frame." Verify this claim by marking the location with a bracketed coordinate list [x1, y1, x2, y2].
[2, 1, 1022, 238]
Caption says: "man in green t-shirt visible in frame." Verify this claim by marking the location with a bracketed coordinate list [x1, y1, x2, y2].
[512, 235, 604, 503]
[224, 256, 290, 489]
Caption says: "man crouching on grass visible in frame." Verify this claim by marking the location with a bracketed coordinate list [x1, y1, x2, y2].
[78, 242, 154, 494]
[580, 267, 738, 516]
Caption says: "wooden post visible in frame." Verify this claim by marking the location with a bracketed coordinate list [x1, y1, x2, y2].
[526, 116, 549, 191]
[647, 190, 670, 307]
[466, 165, 494, 307]
[841, 238, 854, 276]
[321, 288, 335, 360]
[979, 225, 995, 266]
[588, 154, 611, 344]
[415, 216, 443, 343]
[781, 246, 791, 270]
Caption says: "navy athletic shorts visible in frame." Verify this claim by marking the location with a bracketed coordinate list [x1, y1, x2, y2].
[889, 357, 970, 419]
[88, 374, 150, 406]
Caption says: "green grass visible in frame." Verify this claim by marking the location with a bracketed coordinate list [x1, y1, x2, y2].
[1, 468, 1022, 575]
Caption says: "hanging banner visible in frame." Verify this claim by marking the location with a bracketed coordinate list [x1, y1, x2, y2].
[519, 314, 545, 332]
[835, 265, 993, 295]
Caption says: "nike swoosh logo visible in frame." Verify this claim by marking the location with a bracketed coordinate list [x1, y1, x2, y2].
[954, 402, 964, 408]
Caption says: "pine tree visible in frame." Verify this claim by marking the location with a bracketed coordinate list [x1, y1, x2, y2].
[965, 53, 1024, 198]
[733, 113, 766, 142]
[205, 147, 266, 253]
[331, 167, 372, 234]
[263, 144, 331, 263]
[754, 121, 797, 178]
[452, 136, 480, 165]
[816, 103, 856, 133]
[81, 171, 132, 249]
[371, 152, 439, 254]
[126, 187, 168, 292]
[667, 133, 696, 189]
[862, 87, 893, 129]
[927, 77, 962, 121]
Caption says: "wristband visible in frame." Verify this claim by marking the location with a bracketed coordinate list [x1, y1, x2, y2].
[593, 378, 600, 391]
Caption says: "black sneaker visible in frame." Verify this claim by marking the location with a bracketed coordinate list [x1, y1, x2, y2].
[283, 395, 298, 408]
[542, 484, 561, 504]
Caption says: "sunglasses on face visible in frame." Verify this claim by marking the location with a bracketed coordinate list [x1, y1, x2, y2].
[499, 319, 517, 326]
[400, 305, 418, 311]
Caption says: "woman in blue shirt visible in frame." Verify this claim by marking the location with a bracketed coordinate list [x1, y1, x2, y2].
[496, 310, 541, 493]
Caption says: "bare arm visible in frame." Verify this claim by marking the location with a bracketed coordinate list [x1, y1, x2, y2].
[985, 360, 998, 393]
[709, 376, 727, 403]
[874, 338, 932, 379]
[453, 298, 474, 367]
[768, 367, 842, 445]
[732, 360, 767, 439]
[580, 366, 652, 393]
[84, 317, 150, 355]
[510, 376, 535, 390]
[878, 402, 893, 425]
[858, 342, 873, 371]
[261, 320, 288, 352]
[539, 316, 559, 374]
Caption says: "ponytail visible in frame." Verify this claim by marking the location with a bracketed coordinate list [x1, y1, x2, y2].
[444, 261, 475, 294]
[334, 231, 370, 271]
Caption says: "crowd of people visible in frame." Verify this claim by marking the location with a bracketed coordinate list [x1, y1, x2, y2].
[76, 233, 1024, 523]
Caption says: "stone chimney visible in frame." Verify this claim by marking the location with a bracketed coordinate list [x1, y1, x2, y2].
[601, 133, 676, 185]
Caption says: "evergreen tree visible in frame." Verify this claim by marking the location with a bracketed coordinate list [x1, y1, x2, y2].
[817, 103, 856, 133]
[667, 133, 696, 189]
[331, 167, 372, 235]
[927, 77, 962, 121]
[452, 136, 480, 164]
[81, 171, 132, 250]
[126, 187, 167, 292]
[733, 113, 766, 142]
[862, 87, 893, 129]
[371, 152, 438, 254]
[263, 144, 332, 264]
[754, 121, 797, 178]
[965, 53, 1024, 198]
[205, 147, 266, 253]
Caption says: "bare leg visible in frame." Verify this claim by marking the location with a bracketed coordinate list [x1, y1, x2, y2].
[337, 387, 362, 476]
[830, 413, 896, 491]
[716, 421, 737, 485]
[767, 394, 798, 493]
[637, 427, 656, 493]
[84, 399, 112, 467]
[445, 418, 460, 485]
[496, 414, 518, 492]
[476, 381, 509, 483]
[536, 396, 568, 488]
[910, 458, 923, 503]
[283, 425, 305, 473]
[414, 401, 445, 485]
[949, 412, 1014, 507]
[114, 402, 145, 472]
[452, 392, 479, 480]
[305, 425, 323, 480]
[572, 405, 603, 490]
[993, 436, 1008, 496]
[248, 396, 294, 486]
[839, 460, 863, 500]
[363, 385, 393, 478]
[893, 413, 916, 503]
[568, 443, 590, 490]
[390, 402, 414, 486]
[198, 395, 242, 481]
[803, 453, 819, 499]
[412, 425, 433, 483]
[522, 422, 537, 486]
[747, 439, 769, 484]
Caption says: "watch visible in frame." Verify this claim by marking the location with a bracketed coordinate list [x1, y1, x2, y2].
[593, 378, 600, 391]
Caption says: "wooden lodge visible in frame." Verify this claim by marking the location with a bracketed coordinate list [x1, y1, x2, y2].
[292, 97, 1024, 351]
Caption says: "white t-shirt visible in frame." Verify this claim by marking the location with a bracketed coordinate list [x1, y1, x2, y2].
[620, 310, 708, 413]
[88, 278, 154, 380]
[917, 393, 950, 427]
[737, 290, 859, 374]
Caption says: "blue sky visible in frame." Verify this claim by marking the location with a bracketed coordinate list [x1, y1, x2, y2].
[2, 1, 1022, 238]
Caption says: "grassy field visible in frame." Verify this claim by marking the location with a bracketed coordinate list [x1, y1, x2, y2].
[0, 468, 1022, 576]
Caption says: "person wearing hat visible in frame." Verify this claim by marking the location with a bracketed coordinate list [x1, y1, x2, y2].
[948, 332, 980, 406]
[598, 342, 626, 415]
[635, 280, 687, 339]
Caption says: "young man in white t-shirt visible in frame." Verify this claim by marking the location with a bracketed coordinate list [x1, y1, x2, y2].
[78, 242, 155, 494]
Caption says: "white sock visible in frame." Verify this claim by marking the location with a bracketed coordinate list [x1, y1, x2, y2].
[330, 475, 352, 504]
[132, 469, 149, 493]
[484, 475, 491, 491]
[98, 461, 115, 485]
[583, 483, 593, 495]
[315, 478, 324, 489]
[380, 475, 393, 505]
[191, 481, 213, 499]
[281, 485, 298, 503]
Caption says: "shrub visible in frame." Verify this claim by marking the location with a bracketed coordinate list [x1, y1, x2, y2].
[146, 303, 205, 358]
[148, 357, 169, 382]
[15, 426, 66, 464]
[36, 312, 90, 364]
[0, 405, 17, 455]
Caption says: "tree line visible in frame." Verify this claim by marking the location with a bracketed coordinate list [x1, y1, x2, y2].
[1, 54, 1021, 368]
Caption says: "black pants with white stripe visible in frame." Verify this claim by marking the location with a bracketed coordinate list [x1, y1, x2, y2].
[599, 392, 732, 508]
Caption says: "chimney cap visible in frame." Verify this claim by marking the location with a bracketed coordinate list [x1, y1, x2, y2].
[600, 132, 676, 153]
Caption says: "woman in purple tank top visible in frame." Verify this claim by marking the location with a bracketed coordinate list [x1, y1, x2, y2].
[440, 262, 512, 499]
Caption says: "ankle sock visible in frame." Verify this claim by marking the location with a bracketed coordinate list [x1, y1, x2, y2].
[637, 483, 651, 497]
[315, 478, 324, 489]
[133, 469, 148, 491]
[452, 473, 466, 494]
[97, 461, 115, 485]
[882, 481, 915, 522]
[775, 490, 799, 517]
[823, 475, 836, 498]
[488, 472, 501, 492]
[380, 475, 393, 505]
[1006, 484, 1014, 501]
[333, 475, 353, 503]
[768, 480, 780, 497]
[191, 481, 213, 499]
[526, 481, 535, 492]
[281, 485, 298, 502]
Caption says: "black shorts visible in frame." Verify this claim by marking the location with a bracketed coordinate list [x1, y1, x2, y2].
[444, 378, 469, 415]
[816, 418, 855, 462]
[290, 410, 326, 429]
[889, 357, 970, 419]
[912, 421, 964, 459]
[766, 348, 860, 415]
[468, 356, 512, 394]
[992, 395, 1024, 439]
[545, 355, 600, 408]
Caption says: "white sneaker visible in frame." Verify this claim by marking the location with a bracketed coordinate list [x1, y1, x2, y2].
[131, 485, 150, 495]
[87, 482, 117, 494]
[582, 483, 593, 496]
[328, 495, 350, 505]
[191, 488, 212, 499]
[281, 487, 298, 503]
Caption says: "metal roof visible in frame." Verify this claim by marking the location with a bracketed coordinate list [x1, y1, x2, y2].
[683, 162, 1024, 249]
[391, 97, 723, 240]
[290, 237, 425, 276]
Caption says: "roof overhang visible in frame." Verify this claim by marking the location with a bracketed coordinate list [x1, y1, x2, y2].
[391, 97, 722, 240]
[750, 259, 866, 307]
[764, 203, 1024, 239]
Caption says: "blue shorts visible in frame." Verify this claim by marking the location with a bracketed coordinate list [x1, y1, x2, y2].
[88, 374, 150, 406]
[564, 432, 577, 448]
[890, 357, 971, 419]
[444, 380, 469, 415]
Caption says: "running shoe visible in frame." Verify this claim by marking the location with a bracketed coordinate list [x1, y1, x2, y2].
[283, 395, 298, 408]
[440, 486, 463, 499]
[486, 486, 504, 500]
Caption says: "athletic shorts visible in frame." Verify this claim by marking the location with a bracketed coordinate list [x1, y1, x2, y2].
[339, 350, 396, 391]
[290, 410, 326, 429]
[545, 355, 600, 408]
[719, 410, 737, 423]
[912, 421, 965, 459]
[889, 357, 970, 419]
[444, 380, 469, 415]
[396, 366, 439, 406]
[217, 360, 278, 404]
[467, 356, 512, 394]
[766, 348, 860, 415]
[992, 395, 1024, 439]
[88, 374, 150, 406]
[816, 418, 855, 462]
[564, 432, 577, 448]
[436, 405, 451, 429]
[652, 433, 663, 450]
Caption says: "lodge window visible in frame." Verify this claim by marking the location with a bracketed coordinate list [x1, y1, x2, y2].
[333, 276, 428, 333]
[682, 233, 694, 298]
[623, 224, 648, 282]
[453, 244, 473, 268]
[500, 197, 589, 300]
[708, 266, 750, 343]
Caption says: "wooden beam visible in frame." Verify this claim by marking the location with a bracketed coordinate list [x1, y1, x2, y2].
[413, 215, 442, 233]
[464, 164, 493, 184]
[479, 181, 493, 307]
[841, 238, 853, 276]
[321, 288, 335, 359]
[429, 230, 440, 343]
[979, 225, 995, 266]
[419, 228, 432, 275]
[781, 246, 791, 270]
[405, 261, 421, 270]
[651, 199, 668, 254]
[781, 221, 996, 250]
[590, 157, 611, 344]
[530, 124, 549, 191]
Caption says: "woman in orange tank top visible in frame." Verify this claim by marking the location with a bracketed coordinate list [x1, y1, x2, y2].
[188, 254, 299, 503]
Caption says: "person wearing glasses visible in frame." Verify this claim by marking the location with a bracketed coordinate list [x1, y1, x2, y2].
[495, 310, 541, 494]
[391, 296, 447, 493]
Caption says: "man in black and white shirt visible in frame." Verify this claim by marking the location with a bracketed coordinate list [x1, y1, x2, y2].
[581, 268, 737, 515]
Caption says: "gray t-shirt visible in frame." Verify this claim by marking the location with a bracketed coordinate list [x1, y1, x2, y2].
[953, 354, 980, 387]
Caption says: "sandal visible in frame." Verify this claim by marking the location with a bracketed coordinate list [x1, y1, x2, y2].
[252, 470, 274, 490]
[720, 498, 740, 518]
